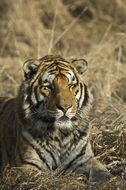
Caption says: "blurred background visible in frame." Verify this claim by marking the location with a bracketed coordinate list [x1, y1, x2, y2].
[0, 1, 126, 189]
[0, 0, 126, 57]
[0, 0, 126, 97]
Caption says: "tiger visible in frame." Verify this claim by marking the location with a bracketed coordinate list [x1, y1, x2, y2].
[0, 55, 111, 182]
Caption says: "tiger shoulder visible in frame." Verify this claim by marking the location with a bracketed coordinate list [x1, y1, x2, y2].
[0, 55, 112, 182]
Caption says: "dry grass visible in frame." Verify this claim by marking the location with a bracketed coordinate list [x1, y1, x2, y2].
[0, 0, 126, 189]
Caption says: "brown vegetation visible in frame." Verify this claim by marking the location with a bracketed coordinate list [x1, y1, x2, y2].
[0, 0, 126, 189]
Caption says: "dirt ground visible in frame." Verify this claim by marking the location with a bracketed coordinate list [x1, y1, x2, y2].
[0, 0, 126, 189]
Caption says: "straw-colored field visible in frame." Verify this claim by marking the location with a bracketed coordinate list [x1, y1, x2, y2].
[0, 0, 126, 189]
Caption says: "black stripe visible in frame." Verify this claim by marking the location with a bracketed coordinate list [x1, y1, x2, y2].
[48, 69, 57, 73]
[22, 161, 42, 171]
[40, 91, 47, 97]
[74, 73, 79, 85]
[34, 86, 39, 102]
[29, 66, 46, 93]
[46, 62, 68, 71]
[62, 145, 86, 173]
[40, 55, 68, 63]
[38, 77, 42, 85]
[26, 86, 33, 105]
[79, 83, 83, 102]
[48, 71, 56, 75]
[27, 68, 47, 106]
[66, 72, 72, 76]
[59, 68, 70, 72]
[57, 65, 71, 71]
[55, 62, 69, 66]
[43, 147, 58, 170]
[30, 75, 39, 90]
[72, 163, 84, 173]
[55, 60, 70, 64]
[75, 89, 79, 95]
[59, 129, 70, 141]
[22, 136, 51, 170]
[27, 86, 45, 112]
[71, 75, 79, 86]
[76, 83, 83, 108]
[78, 128, 88, 138]
[48, 67, 70, 73]
[59, 138, 77, 161]
[81, 84, 89, 107]
[47, 61, 70, 71]
[46, 63, 56, 70]
[54, 136, 62, 147]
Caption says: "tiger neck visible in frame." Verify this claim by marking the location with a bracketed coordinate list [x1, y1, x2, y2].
[21, 111, 89, 143]
[22, 118, 90, 150]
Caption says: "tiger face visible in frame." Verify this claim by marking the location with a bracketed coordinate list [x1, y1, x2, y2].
[21, 55, 89, 129]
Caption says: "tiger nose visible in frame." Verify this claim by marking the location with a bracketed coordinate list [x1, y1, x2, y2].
[56, 104, 72, 113]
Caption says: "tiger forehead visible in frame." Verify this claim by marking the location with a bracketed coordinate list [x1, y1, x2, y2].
[39, 59, 71, 69]
[41, 66, 75, 83]
[44, 61, 76, 75]
[29, 58, 77, 85]
[39, 55, 70, 64]
[38, 59, 75, 76]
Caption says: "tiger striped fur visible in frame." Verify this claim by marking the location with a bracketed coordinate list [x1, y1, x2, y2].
[0, 55, 111, 181]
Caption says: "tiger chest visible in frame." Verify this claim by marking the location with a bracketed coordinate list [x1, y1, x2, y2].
[20, 130, 91, 173]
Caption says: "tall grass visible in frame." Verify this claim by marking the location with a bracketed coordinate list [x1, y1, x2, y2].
[0, 0, 126, 189]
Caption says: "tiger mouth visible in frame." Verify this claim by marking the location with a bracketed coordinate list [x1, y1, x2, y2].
[38, 115, 70, 123]
[59, 115, 69, 121]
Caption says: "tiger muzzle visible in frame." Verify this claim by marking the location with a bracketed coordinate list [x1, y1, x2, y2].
[56, 104, 72, 113]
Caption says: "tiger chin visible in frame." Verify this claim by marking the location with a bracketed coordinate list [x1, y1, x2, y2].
[0, 55, 111, 182]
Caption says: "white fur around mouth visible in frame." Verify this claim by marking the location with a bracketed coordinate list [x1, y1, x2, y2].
[54, 119, 73, 129]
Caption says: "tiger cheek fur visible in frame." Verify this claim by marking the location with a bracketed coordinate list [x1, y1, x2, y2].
[0, 55, 111, 182]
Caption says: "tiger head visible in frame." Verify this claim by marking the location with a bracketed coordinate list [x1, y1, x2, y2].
[21, 55, 90, 130]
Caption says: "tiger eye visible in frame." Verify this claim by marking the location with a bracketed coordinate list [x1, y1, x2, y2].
[72, 76, 75, 81]
[75, 90, 79, 95]
[43, 79, 48, 83]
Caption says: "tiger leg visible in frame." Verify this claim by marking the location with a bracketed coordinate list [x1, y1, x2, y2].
[75, 157, 112, 182]
[87, 158, 112, 181]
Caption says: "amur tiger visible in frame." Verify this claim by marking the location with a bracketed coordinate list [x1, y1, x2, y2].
[0, 55, 111, 181]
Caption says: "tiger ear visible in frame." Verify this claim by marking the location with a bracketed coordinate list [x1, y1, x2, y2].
[72, 59, 88, 75]
[23, 59, 40, 79]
